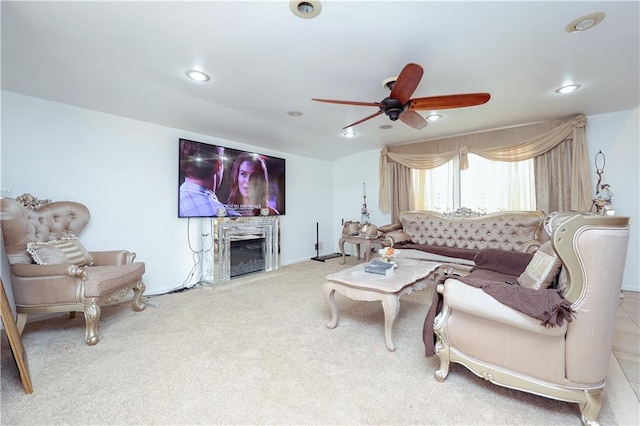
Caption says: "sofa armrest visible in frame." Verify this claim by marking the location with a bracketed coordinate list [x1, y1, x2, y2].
[378, 222, 403, 233]
[385, 231, 412, 246]
[521, 239, 542, 253]
[441, 278, 566, 336]
[90, 250, 136, 266]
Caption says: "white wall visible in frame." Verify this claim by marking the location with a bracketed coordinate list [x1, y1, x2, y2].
[2, 92, 637, 299]
[1, 92, 335, 296]
[331, 109, 640, 292]
[587, 108, 639, 292]
[332, 149, 392, 257]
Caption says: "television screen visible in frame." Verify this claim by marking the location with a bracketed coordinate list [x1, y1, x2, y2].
[178, 138, 285, 218]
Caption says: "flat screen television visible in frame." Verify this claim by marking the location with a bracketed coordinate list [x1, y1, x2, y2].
[178, 138, 285, 218]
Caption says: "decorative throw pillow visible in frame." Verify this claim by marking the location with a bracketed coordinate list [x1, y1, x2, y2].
[26, 236, 93, 267]
[517, 241, 562, 290]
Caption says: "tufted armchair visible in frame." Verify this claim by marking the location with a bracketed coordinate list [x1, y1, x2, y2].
[431, 213, 631, 425]
[0, 195, 146, 345]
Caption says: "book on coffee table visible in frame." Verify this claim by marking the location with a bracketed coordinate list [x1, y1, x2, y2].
[365, 259, 395, 276]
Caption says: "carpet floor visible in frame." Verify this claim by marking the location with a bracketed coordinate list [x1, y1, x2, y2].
[1, 258, 616, 425]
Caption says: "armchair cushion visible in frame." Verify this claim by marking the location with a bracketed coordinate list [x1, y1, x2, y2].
[84, 263, 145, 298]
[26, 236, 93, 267]
[441, 279, 568, 336]
[517, 241, 562, 290]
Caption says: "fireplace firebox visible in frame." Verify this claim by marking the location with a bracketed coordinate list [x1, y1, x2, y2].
[230, 237, 266, 278]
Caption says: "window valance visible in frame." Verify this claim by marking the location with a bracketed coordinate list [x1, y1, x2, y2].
[379, 114, 590, 213]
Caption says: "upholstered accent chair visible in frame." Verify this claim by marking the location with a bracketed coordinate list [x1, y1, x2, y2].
[432, 213, 631, 425]
[0, 196, 146, 345]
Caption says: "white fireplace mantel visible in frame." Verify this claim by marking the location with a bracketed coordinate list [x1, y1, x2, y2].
[202, 216, 279, 284]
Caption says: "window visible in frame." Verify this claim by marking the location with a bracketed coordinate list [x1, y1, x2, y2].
[412, 154, 536, 213]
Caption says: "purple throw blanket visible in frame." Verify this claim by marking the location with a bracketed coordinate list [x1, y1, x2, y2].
[423, 270, 575, 357]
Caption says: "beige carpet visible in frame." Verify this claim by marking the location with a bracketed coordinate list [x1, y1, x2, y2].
[1, 258, 616, 425]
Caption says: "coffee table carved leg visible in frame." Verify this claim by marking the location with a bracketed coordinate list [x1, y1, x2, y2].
[381, 294, 400, 351]
[323, 283, 339, 329]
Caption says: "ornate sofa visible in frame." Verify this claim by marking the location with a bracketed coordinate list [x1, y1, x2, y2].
[384, 209, 546, 274]
[429, 213, 631, 425]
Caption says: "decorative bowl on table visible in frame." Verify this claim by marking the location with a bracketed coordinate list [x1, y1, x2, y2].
[379, 247, 401, 264]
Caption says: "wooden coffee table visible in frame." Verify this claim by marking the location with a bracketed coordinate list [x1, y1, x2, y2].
[323, 259, 442, 351]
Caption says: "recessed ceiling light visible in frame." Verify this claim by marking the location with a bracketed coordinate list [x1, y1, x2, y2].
[382, 77, 397, 91]
[287, 111, 303, 117]
[185, 70, 210, 82]
[379, 124, 393, 130]
[342, 129, 357, 138]
[290, 1, 322, 19]
[555, 84, 581, 94]
[426, 114, 442, 122]
[565, 12, 605, 33]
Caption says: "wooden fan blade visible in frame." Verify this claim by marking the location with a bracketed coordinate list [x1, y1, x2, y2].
[389, 63, 424, 105]
[342, 111, 383, 129]
[312, 98, 381, 107]
[408, 93, 491, 110]
[399, 110, 427, 130]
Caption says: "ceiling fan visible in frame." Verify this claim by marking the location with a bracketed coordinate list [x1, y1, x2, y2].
[312, 63, 490, 130]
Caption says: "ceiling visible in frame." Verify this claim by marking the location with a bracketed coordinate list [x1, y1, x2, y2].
[2, 1, 638, 162]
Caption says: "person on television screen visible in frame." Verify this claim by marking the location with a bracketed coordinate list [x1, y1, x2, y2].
[226, 152, 279, 216]
[179, 141, 240, 217]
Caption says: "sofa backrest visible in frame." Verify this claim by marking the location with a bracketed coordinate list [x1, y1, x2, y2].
[552, 214, 631, 384]
[0, 198, 90, 265]
[398, 210, 545, 252]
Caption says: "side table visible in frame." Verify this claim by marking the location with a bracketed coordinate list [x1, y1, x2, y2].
[338, 235, 383, 264]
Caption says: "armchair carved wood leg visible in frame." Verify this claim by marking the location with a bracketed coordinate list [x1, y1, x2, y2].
[433, 308, 451, 382]
[84, 302, 101, 346]
[579, 389, 604, 426]
[433, 335, 451, 382]
[131, 280, 147, 312]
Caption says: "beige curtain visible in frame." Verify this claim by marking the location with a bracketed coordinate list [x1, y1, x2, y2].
[388, 161, 414, 222]
[535, 141, 573, 214]
[379, 114, 591, 214]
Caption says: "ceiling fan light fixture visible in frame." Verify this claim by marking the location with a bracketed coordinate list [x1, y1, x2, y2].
[185, 69, 210, 82]
[386, 108, 403, 121]
[290, 1, 321, 19]
[565, 12, 605, 33]
[555, 84, 581, 94]
[426, 113, 442, 122]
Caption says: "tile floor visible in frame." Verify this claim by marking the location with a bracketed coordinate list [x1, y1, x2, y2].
[608, 290, 640, 425]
